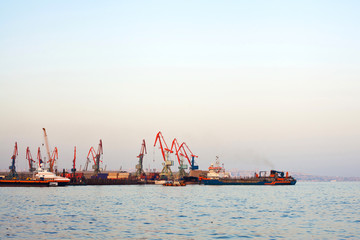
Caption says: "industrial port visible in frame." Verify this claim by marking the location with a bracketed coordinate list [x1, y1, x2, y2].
[0, 128, 295, 186]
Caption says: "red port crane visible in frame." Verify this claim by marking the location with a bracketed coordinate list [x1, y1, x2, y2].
[26, 147, 36, 172]
[37, 147, 43, 168]
[170, 138, 187, 165]
[171, 138, 189, 178]
[8, 142, 18, 179]
[71, 146, 76, 180]
[154, 131, 174, 179]
[47, 147, 58, 173]
[136, 139, 147, 177]
[42, 128, 58, 172]
[86, 139, 103, 174]
[178, 142, 199, 170]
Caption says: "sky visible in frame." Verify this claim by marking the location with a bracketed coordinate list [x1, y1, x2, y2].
[0, 0, 359, 177]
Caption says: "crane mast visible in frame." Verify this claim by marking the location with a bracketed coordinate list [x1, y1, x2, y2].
[71, 146, 76, 181]
[47, 147, 58, 173]
[37, 147, 43, 169]
[136, 139, 147, 177]
[8, 142, 18, 179]
[171, 138, 188, 179]
[179, 142, 199, 170]
[26, 147, 36, 172]
[86, 139, 103, 175]
[42, 128, 52, 168]
[95, 140, 103, 175]
[154, 131, 174, 180]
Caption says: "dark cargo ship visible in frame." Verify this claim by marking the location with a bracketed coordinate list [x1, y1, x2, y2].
[200, 158, 296, 185]
[201, 170, 297, 185]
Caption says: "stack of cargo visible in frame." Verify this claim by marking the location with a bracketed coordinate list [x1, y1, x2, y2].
[106, 172, 130, 179]
[82, 171, 94, 179]
[189, 170, 208, 178]
[107, 172, 118, 179]
[97, 173, 108, 179]
[117, 172, 130, 179]
[145, 172, 160, 180]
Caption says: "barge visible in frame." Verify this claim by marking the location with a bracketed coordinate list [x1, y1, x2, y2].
[201, 170, 297, 185]
[200, 157, 296, 185]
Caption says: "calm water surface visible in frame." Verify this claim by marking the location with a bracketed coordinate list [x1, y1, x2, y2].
[0, 182, 359, 239]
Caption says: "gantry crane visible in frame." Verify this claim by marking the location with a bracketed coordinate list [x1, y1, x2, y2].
[154, 131, 173, 179]
[84, 156, 91, 171]
[47, 147, 58, 173]
[37, 147, 43, 169]
[86, 139, 103, 175]
[7, 142, 18, 179]
[170, 138, 188, 179]
[26, 147, 36, 172]
[42, 128, 58, 172]
[178, 142, 199, 170]
[136, 139, 147, 178]
[71, 146, 76, 181]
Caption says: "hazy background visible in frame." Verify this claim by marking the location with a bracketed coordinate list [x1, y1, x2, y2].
[1, 0, 359, 176]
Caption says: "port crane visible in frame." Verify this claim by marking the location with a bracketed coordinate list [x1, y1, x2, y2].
[170, 138, 188, 178]
[135, 139, 147, 177]
[47, 147, 58, 173]
[84, 157, 91, 171]
[42, 128, 58, 172]
[86, 139, 103, 175]
[178, 142, 198, 170]
[26, 147, 36, 172]
[37, 147, 43, 169]
[154, 131, 174, 179]
[8, 142, 18, 179]
[71, 146, 76, 181]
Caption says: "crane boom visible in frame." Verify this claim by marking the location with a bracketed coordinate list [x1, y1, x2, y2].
[136, 139, 147, 177]
[179, 142, 199, 170]
[171, 138, 189, 178]
[42, 128, 52, 165]
[72, 146, 76, 181]
[47, 147, 58, 172]
[26, 147, 36, 172]
[170, 138, 187, 165]
[37, 147, 43, 168]
[86, 140, 103, 175]
[154, 131, 174, 179]
[8, 142, 19, 179]
[154, 131, 172, 162]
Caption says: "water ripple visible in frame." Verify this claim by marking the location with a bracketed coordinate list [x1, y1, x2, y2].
[0, 182, 360, 239]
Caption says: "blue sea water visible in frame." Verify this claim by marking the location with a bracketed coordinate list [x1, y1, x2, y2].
[0, 182, 359, 239]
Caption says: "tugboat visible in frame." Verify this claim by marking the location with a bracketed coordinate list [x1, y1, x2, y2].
[200, 157, 296, 185]
[163, 180, 186, 186]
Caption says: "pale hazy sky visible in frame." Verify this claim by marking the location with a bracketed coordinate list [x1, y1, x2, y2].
[1, 1, 359, 177]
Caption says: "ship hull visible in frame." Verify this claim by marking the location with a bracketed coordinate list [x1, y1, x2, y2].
[0, 179, 69, 187]
[201, 179, 297, 185]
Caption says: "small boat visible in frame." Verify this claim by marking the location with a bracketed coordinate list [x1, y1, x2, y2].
[155, 180, 167, 185]
[163, 180, 186, 186]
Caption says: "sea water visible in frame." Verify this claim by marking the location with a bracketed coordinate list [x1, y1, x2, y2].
[0, 182, 359, 239]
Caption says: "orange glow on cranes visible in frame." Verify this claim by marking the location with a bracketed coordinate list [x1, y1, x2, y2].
[26, 147, 36, 172]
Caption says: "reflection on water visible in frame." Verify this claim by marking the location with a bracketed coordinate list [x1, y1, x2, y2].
[0, 182, 359, 239]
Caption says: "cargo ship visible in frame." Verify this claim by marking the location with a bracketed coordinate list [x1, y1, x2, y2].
[0, 169, 70, 187]
[200, 157, 296, 185]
